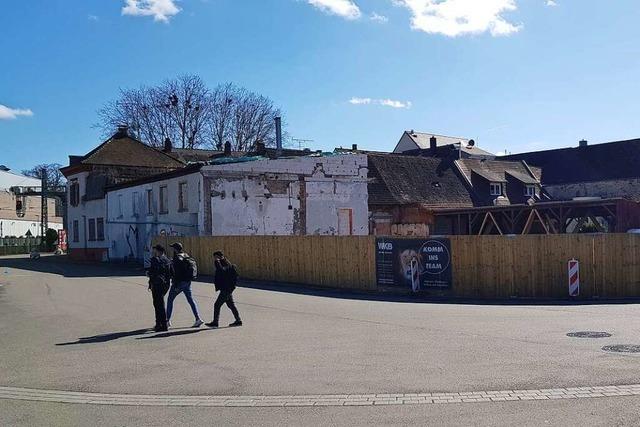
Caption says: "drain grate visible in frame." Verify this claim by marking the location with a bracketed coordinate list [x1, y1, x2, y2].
[567, 331, 612, 338]
[602, 345, 640, 353]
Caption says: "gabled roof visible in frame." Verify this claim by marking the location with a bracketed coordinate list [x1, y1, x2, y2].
[404, 131, 470, 149]
[506, 170, 539, 185]
[167, 148, 221, 163]
[61, 132, 185, 177]
[502, 138, 640, 184]
[367, 154, 474, 209]
[395, 130, 494, 157]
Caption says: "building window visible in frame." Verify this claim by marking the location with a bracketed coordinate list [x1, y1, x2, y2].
[159, 186, 168, 214]
[490, 183, 502, 196]
[524, 185, 536, 197]
[88, 218, 96, 241]
[178, 182, 189, 212]
[96, 218, 104, 241]
[132, 192, 138, 216]
[146, 189, 153, 215]
[69, 180, 80, 207]
[117, 194, 123, 218]
[72, 220, 79, 242]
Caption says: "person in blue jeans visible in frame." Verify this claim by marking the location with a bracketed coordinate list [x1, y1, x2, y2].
[166, 242, 203, 328]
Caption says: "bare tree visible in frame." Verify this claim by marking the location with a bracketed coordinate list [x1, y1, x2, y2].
[22, 164, 65, 188]
[97, 76, 284, 152]
[97, 75, 212, 149]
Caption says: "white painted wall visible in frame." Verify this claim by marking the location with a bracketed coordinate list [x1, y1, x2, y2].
[0, 219, 63, 238]
[106, 171, 204, 264]
[203, 154, 369, 236]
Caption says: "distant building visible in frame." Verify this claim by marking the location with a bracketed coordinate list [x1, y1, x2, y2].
[503, 138, 640, 202]
[0, 166, 63, 237]
[393, 130, 494, 158]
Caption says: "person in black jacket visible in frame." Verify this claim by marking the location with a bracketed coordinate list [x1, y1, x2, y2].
[146, 245, 172, 332]
[206, 251, 242, 328]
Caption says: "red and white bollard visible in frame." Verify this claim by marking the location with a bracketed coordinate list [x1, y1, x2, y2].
[568, 259, 580, 297]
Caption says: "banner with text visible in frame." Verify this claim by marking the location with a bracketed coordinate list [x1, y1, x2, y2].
[375, 238, 453, 289]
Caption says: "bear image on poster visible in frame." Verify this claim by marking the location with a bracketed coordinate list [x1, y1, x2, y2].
[398, 249, 423, 285]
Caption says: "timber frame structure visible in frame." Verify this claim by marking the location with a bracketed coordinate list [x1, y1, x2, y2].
[434, 198, 640, 235]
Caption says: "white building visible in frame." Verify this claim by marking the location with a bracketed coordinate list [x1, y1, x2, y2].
[0, 166, 63, 237]
[106, 165, 204, 263]
[60, 128, 185, 261]
[104, 153, 369, 263]
[203, 154, 369, 236]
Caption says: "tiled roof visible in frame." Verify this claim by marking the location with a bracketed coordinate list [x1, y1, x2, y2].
[367, 154, 474, 209]
[79, 134, 184, 169]
[457, 159, 539, 184]
[502, 138, 640, 184]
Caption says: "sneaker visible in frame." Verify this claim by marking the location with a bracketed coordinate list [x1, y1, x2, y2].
[154, 325, 168, 332]
[229, 320, 243, 327]
[205, 322, 219, 328]
[192, 319, 204, 328]
[167, 320, 172, 328]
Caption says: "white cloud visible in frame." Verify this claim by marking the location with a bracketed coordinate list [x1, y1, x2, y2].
[349, 97, 412, 109]
[349, 97, 372, 105]
[546, 0, 557, 6]
[307, 0, 361, 20]
[370, 12, 389, 23]
[0, 105, 34, 120]
[122, 0, 181, 22]
[88, 14, 99, 21]
[380, 99, 412, 108]
[393, 0, 521, 37]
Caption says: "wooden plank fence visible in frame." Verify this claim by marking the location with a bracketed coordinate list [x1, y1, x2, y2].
[153, 234, 640, 299]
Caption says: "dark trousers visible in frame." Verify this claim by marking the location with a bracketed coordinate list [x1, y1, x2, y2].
[213, 290, 241, 323]
[151, 286, 169, 328]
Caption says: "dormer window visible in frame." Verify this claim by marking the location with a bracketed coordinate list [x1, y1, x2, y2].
[490, 182, 502, 196]
[524, 185, 536, 197]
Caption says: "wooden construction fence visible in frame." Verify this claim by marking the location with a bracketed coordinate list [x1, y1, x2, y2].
[153, 234, 640, 299]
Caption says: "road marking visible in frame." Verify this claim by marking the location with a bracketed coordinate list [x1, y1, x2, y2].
[1, 385, 639, 407]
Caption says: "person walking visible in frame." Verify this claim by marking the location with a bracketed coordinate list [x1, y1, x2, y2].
[206, 251, 242, 328]
[166, 242, 204, 328]
[147, 244, 171, 332]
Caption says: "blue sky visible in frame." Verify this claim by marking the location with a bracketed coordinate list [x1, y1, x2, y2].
[2, 0, 640, 172]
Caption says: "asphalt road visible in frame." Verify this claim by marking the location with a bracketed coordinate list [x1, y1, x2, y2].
[1, 254, 640, 426]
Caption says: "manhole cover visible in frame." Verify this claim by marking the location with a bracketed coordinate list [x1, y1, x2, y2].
[567, 331, 612, 338]
[602, 345, 640, 353]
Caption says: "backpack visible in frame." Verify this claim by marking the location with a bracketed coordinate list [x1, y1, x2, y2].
[181, 254, 198, 280]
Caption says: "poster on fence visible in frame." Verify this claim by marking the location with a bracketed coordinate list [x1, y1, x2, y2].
[375, 238, 452, 290]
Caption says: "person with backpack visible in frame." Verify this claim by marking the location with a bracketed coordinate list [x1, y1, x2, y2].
[146, 244, 172, 332]
[166, 242, 204, 328]
[206, 251, 242, 328]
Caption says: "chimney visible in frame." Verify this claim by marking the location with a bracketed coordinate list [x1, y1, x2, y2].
[579, 139, 588, 148]
[115, 124, 129, 138]
[430, 136, 437, 152]
[163, 137, 172, 153]
[352, 144, 358, 151]
[224, 141, 232, 156]
[275, 116, 283, 157]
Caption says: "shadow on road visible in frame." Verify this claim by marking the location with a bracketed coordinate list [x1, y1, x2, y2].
[0, 255, 143, 278]
[135, 328, 226, 339]
[56, 328, 153, 346]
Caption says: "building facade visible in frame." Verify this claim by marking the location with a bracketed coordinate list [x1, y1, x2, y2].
[0, 167, 63, 237]
[60, 128, 185, 261]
